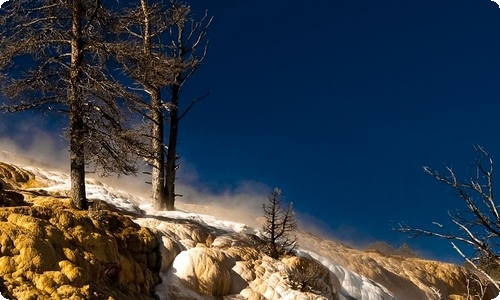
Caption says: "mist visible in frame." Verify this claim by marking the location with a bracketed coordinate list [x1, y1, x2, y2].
[0, 120, 69, 170]
[0, 126, 386, 251]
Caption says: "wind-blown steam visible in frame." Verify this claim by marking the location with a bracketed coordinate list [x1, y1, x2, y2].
[0, 126, 411, 258]
[0, 120, 68, 170]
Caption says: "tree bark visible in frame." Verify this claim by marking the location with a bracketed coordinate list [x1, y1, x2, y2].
[164, 82, 179, 211]
[151, 88, 167, 210]
[138, 0, 169, 210]
[69, 0, 87, 210]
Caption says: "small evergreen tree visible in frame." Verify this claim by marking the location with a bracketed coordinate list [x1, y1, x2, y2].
[262, 188, 298, 259]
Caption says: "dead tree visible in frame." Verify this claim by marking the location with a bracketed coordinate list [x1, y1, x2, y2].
[398, 146, 500, 290]
[262, 188, 298, 259]
[111, 0, 212, 210]
[0, 0, 143, 209]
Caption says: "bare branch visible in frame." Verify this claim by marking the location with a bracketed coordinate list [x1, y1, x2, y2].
[178, 90, 211, 121]
[400, 147, 500, 289]
[452, 242, 500, 290]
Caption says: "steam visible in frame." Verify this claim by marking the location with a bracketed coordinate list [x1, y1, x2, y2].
[0, 125, 382, 251]
[0, 123, 269, 220]
[0, 120, 69, 170]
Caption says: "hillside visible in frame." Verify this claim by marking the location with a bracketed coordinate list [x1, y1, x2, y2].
[0, 161, 498, 300]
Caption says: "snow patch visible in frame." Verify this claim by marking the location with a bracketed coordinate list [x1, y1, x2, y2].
[24, 164, 399, 299]
[24, 166, 143, 214]
[296, 249, 397, 300]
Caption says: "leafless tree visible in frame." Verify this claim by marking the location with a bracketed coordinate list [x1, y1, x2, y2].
[398, 146, 500, 290]
[0, 0, 144, 209]
[465, 274, 489, 300]
[262, 188, 298, 259]
[110, 0, 212, 210]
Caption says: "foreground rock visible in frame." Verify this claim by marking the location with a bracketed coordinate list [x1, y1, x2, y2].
[0, 163, 160, 300]
[0, 199, 160, 300]
[0, 162, 498, 300]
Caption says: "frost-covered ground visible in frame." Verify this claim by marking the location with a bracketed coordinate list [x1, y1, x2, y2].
[23, 166, 399, 300]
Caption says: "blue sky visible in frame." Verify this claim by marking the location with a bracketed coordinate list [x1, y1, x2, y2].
[2, 0, 500, 263]
[174, 0, 500, 262]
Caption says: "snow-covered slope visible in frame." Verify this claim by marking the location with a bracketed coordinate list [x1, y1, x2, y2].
[1, 162, 499, 300]
[23, 165, 396, 299]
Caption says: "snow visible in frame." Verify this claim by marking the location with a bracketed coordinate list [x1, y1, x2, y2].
[23, 165, 398, 300]
[24, 166, 143, 214]
[138, 202, 255, 234]
[296, 249, 397, 300]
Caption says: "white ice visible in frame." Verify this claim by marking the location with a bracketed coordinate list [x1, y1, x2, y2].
[23, 166, 398, 300]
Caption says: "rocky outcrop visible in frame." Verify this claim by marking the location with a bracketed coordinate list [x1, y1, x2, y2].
[0, 198, 160, 300]
[0, 162, 498, 300]
[0, 162, 35, 190]
[139, 218, 343, 300]
[298, 232, 498, 300]
[178, 203, 500, 300]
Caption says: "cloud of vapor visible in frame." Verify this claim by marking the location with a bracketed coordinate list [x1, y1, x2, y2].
[0, 120, 269, 214]
[0, 118, 69, 170]
[174, 180, 269, 227]
[0, 122, 369, 248]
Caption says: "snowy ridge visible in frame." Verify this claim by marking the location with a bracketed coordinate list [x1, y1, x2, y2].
[23, 165, 398, 299]
[296, 249, 397, 300]
[24, 166, 144, 214]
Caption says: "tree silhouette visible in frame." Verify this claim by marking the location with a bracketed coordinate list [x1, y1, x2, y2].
[262, 188, 298, 259]
[0, 0, 143, 209]
[111, 0, 211, 210]
[398, 146, 500, 289]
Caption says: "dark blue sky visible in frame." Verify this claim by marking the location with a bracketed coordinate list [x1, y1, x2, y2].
[175, 0, 500, 262]
[2, 0, 500, 263]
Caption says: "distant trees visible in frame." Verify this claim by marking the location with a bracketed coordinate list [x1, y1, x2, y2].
[0, 0, 210, 211]
[0, 0, 143, 209]
[398, 146, 500, 289]
[111, 0, 212, 210]
[262, 188, 298, 259]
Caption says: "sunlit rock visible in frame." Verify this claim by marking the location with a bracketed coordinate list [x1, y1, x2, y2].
[0, 189, 160, 299]
[1, 162, 499, 300]
[171, 247, 232, 296]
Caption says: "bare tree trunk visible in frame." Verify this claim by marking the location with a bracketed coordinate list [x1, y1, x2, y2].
[69, 0, 87, 210]
[164, 83, 179, 211]
[111, 0, 211, 211]
[137, 0, 169, 210]
[1, 0, 143, 210]
[151, 88, 167, 210]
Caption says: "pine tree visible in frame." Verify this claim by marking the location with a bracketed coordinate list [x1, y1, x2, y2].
[262, 188, 298, 258]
